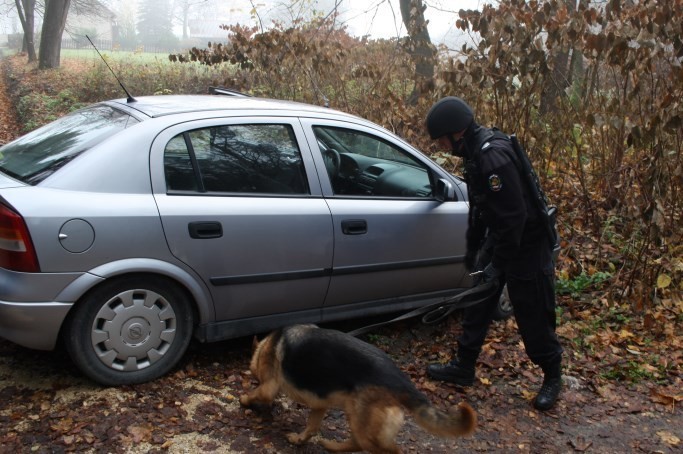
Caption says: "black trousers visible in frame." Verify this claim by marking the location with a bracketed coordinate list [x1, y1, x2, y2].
[458, 246, 563, 370]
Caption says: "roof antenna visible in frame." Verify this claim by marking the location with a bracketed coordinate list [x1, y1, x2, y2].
[86, 35, 137, 103]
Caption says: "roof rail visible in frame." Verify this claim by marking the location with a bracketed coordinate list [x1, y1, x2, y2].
[208, 86, 251, 97]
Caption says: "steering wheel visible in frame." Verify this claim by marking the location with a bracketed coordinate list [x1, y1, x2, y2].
[323, 148, 341, 178]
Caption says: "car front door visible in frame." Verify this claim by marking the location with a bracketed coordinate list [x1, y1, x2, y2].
[300, 119, 470, 315]
[151, 118, 333, 329]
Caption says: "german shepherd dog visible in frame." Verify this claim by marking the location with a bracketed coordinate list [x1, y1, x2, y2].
[239, 324, 476, 453]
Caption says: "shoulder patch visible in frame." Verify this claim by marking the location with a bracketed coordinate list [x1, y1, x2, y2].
[482, 142, 491, 149]
[488, 174, 503, 191]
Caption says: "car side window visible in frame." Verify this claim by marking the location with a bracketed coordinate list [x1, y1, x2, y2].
[0, 105, 137, 185]
[164, 124, 309, 195]
[312, 126, 434, 198]
[164, 135, 198, 191]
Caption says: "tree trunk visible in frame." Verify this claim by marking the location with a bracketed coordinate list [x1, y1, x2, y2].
[540, 48, 570, 115]
[399, 0, 436, 105]
[540, 0, 588, 115]
[572, 0, 589, 97]
[182, 1, 189, 40]
[38, 0, 72, 69]
[15, 0, 37, 62]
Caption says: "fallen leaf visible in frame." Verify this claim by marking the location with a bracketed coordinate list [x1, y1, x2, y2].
[656, 274, 671, 289]
[656, 431, 680, 446]
[618, 329, 635, 339]
[649, 388, 683, 407]
[50, 417, 73, 433]
[127, 425, 152, 443]
[570, 436, 593, 451]
[420, 380, 438, 392]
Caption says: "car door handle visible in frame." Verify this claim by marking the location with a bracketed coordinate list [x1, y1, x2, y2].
[341, 219, 367, 235]
[188, 221, 223, 239]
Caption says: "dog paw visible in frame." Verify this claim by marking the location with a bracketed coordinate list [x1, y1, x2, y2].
[286, 432, 308, 445]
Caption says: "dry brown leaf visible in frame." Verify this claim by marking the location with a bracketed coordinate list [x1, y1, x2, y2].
[127, 425, 153, 443]
[649, 388, 683, 407]
[50, 417, 73, 433]
[656, 431, 680, 446]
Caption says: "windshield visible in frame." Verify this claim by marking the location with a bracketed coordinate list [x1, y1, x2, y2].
[0, 105, 139, 185]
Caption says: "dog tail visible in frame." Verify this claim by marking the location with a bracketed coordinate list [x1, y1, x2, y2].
[406, 396, 477, 437]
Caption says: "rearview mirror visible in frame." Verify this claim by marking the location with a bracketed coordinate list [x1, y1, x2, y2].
[435, 178, 456, 202]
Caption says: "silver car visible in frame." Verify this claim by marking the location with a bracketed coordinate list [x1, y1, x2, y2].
[0, 94, 477, 385]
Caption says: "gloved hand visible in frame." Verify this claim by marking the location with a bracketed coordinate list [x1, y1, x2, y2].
[482, 262, 502, 284]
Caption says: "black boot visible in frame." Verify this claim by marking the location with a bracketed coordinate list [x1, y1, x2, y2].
[533, 362, 562, 411]
[427, 358, 476, 386]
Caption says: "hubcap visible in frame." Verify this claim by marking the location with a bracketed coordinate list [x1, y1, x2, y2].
[91, 288, 177, 371]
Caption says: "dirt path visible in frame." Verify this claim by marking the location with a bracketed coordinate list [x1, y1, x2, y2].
[0, 318, 680, 453]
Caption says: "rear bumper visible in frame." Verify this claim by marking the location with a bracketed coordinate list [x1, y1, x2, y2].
[0, 267, 91, 350]
[0, 300, 73, 350]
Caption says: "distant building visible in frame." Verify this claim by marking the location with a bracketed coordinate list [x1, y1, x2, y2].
[187, 19, 231, 41]
[65, 3, 117, 41]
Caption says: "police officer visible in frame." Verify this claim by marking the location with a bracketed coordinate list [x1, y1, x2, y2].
[424, 96, 563, 411]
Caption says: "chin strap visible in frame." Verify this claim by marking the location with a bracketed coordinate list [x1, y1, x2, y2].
[448, 133, 475, 159]
[447, 134, 463, 156]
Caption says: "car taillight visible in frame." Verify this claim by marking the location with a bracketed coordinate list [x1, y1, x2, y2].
[0, 203, 40, 272]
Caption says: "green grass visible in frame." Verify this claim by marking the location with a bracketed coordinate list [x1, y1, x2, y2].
[556, 271, 613, 298]
[2, 48, 197, 65]
[60, 49, 233, 78]
[61, 49, 177, 64]
[599, 359, 659, 383]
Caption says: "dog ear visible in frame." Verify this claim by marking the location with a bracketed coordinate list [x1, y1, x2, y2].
[252, 335, 259, 351]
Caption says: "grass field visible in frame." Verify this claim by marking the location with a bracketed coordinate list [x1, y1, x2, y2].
[1, 48, 175, 62]
[61, 48, 177, 63]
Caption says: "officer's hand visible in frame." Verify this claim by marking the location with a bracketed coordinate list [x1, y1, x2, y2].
[482, 262, 501, 284]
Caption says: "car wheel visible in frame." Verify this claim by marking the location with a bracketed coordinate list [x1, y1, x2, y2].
[64, 276, 194, 386]
[492, 284, 514, 321]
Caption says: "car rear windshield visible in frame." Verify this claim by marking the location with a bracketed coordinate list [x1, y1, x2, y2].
[0, 105, 139, 185]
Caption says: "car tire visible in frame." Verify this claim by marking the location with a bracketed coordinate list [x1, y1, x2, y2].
[492, 284, 514, 321]
[64, 275, 194, 386]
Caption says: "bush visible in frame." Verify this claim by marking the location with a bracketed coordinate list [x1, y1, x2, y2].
[3, 0, 681, 312]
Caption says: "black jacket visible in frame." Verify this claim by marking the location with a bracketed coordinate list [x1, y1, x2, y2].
[462, 125, 549, 277]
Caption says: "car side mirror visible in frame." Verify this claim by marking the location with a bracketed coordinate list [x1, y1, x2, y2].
[435, 178, 456, 202]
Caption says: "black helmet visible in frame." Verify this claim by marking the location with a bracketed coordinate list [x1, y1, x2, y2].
[425, 97, 474, 139]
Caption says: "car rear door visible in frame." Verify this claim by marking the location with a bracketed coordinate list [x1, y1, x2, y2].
[150, 117, 333, 324]
[300, 119, 470, 314]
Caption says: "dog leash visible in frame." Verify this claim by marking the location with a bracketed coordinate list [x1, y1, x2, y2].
[346, 280, 499, 337]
